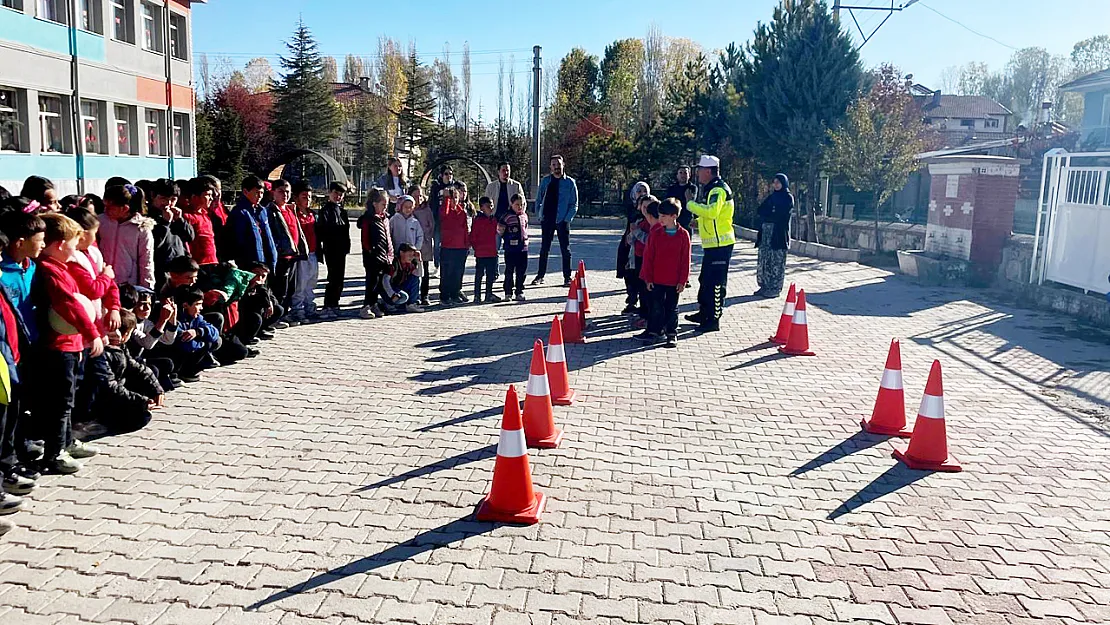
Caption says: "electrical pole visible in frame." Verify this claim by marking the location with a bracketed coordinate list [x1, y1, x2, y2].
[833, 1, 920, 49]
[833, 0, 841, 19]
[531, 46, 542, 207]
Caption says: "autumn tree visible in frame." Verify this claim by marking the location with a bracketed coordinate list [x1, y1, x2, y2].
[271, 20, 341, 151]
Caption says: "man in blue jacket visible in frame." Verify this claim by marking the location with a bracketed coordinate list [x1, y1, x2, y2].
[228, 176, 278, 272]
[531, 155, 578, 286]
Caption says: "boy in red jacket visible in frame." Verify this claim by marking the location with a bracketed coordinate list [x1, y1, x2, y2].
[31, 214, 104, 475]
[438, 187, 470, 305]
[639, 198, 690, 349]
[470, 197, 501, 304]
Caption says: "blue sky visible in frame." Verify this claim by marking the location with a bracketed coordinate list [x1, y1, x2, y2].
[192, 0, 1110, 118]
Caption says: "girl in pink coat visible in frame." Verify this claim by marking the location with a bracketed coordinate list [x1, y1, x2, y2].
[97, 184, 155, 290]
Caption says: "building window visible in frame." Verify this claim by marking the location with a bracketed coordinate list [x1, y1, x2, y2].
[169, 12, 187, 60]
[81, 100, 106, 154]
[80, 0, 102, 33]
[38, 0, 66, 23]
[959, 119, 975, 128]
[984, 118, 999, 129]
[172, 112, 190, 156]
[141, 2, 162, 53]
[0, 87, 26, 152]
[114, 104, 137, 155]
[39, 94, 66, 153]
[110, 0, 134, 43]
[1102, 94, 1110, 127]
[2, 1, 25, 12]
[145, 108, 165, 156]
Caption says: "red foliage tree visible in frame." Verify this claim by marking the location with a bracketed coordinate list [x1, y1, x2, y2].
[215, 81, 276, 174]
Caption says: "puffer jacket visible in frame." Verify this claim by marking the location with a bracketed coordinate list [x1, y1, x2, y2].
[413, 203, 435, 258]
[97, 212, 156, 289]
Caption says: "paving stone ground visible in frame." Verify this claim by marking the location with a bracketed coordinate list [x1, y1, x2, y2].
[1, 226, 1109, 625]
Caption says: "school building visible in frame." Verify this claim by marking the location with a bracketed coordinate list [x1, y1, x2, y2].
[0, 0, 205, 195]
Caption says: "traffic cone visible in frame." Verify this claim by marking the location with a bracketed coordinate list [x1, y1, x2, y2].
[892, 360, 962, 472]
[563, 281, 585, 344]
[769, 283, 797, 345]
[778, 289, 815, 356]
[476, 385, 547, 524]
[546, 316, 576, 406]
[861, 339, 911, 437]
[522, 339, 563, 448]
[575, 276, 588, 329]
[578, 260, 591, 313]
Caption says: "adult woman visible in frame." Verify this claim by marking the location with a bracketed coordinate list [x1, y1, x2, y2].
[754, 173, 793, 298]
[375, 157, 407, 210]
[617, 181, 651, 314]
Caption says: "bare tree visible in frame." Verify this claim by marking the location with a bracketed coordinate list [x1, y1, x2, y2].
[343, 54, 366, 84]
[508, 54, 517, 131]
[938, 65, 960, 94]
[198, 53, 211, 100]
[497, 56, 506, 149]
[243, 57, 275, 93]
[462, 42, 472, 138]
[639, 25, 667, 132]
[322, 56, 338, 83]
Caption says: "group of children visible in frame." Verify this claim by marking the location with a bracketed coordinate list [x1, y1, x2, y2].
[623, 194, 693, 348]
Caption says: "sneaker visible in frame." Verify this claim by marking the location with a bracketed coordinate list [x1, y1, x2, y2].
[66, 440, 99, 459]
[370, 304, 385, 318]
[485, 293, 503, 303]
[530, 276, 545, 286]
[179, 373, 201, 383]
[633, 319, 647, 330]
[259, 331, 275, 341]
[685, 312, 706, 324]
[621, 305, 638, 315]
[320, 308, 338, 319]
[273, 321, 290, 330]
[285, 318, 301, 327]
[696, 323, 720, 333]
[635, 331, 661, 343]
[24, 440, 44, 462]
[41, 452, 82, 475]
[246, 348, 261, 358]
[0, 518, 14, 537]
[405, 304, 425, 313]
[456, 293, 469, 304]
[0, 493, 21, 515]
[200, 354, 221, 370]
[13, 465, 41, 482]
[514, 293, 526, 302]
[562, 278, 573, 288]
[2, 473, 35, 496]
[359, 305, 376, 319]
[664, 335, 678, 349]
[420, 298, 430, 307]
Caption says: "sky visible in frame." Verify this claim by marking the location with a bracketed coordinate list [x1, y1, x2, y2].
[191, 0, 1110, 118]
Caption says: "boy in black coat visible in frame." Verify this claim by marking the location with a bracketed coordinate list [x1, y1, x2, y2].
[95, 310, 163, 434]
[316, 182, 350, 318]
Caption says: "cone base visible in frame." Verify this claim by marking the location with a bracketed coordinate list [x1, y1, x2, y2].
[475, 491, 547, 525]
[891, 442, 962, 472]
[769, 335, 788, 345]
[526, 427, 563, 449]
[778, 346, 815, 356]
[552, 390, 576, 406]
[861, 417, 912, 438]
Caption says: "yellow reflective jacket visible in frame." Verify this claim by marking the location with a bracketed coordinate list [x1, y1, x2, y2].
[686, 178, 736, 249]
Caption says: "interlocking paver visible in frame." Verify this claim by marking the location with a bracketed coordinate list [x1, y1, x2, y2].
[2, 226, 1109, 624]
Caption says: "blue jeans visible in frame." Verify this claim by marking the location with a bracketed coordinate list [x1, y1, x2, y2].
[381, 275, 420, 311]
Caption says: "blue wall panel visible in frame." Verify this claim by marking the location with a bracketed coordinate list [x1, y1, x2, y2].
[0, 9, 106, 62]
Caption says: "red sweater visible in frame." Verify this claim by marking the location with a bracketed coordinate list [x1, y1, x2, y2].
[34, 256, 100, 352]
[279, 204, 301, 249]
[439, 198, 470, 250]
[469, 213, 499, 258]
[298, 210, 317, 252]
[640, 224, 691, 287]
[183, 209, 218, 265]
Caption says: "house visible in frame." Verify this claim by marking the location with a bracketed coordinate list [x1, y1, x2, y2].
[1059, 68, 1110, 151]
[912, 87, 1012, 147]
[327, 77, 431, 183]
[0, 0, 206, 195]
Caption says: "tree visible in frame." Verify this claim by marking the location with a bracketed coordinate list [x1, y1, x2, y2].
[1003, 47, 1066, 126]
[214, 81, 274, 174]
[197, 99, 246, 188]
[826, 65, 933, 251]
[242, 57, 275, 94]
[343, 54, 366, 83]
[399, 50, 438, 173]
[270, 19, 341, 152]
[462, 42, 472, 136]
[599, 38, 644, 137]
[740, 0, 863, 242]
[1070, 35, 1110, 76]
[322, 56, 338, 83]
[344, 98, 389, 203]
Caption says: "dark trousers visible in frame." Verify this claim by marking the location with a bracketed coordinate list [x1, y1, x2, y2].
[536, 220, 572, 281]
[145, 356, 178, 391]
[363, 255, 388, 306]
[0, 385, 18, 474]
[421, 260, 431, 301]
[74, 350, 109, 424]
[322, 249, 347, 309]
[630, 255, 647, 317]
[440, 248, 468, 300]
[177, 340, 221, 377]
[504, 250, 528, 296]
[38, 350, 82, 460]
[648, 285, 679, 337]
[273, 256, 300, 311]
[474, 257, 498, 298]
[697, 245, 734, 325]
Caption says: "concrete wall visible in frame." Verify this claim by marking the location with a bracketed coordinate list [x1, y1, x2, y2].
[997, 234, 1110, 327]
[815, 217, 926, 253]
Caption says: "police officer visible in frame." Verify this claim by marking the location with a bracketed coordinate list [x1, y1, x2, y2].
[685, 155, 735, 332]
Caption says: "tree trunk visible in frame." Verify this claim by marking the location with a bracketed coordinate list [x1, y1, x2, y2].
[872, 190, 881, 254]
[805, 160, 821, 244]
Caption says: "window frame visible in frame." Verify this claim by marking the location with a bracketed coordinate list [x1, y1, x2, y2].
[959, 119, 976, 128]
[172, 111, 191, 156]
[145, 108, 166, 157]
[37, 0, 66, 24]
[114, 104, 138, 156]
[169, 11, 187, 61]
[2, 0, 25, 13]
[110, 0, 135, 44]
[0, 86, 27, 153]
[984, 118, 1000, 129]
[79, 0, 103, 34]
[140, 1, 163, 53]
[80, 99, 108, 155]
[38, 93, 68, 154]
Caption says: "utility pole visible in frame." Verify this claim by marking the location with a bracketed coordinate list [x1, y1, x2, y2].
[531, 46, 542, 207]
[833, 0, 841, 20]
[833, 0, 920, 49]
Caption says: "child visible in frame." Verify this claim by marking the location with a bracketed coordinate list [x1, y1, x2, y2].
[290, 181, 319, 322]
[380, 244, 424, 314]
[149, 179, 195, 291]
[121, 284, 180, 391]
[389, 195, 424, 253]
[358, 187, 393, 319]
[19, 175, 60, 213]
[0, 250, 29, 525]
[627, 194, 658, 330]
[160, 255, 199, 301]
[0, 211, 46, 345]
[470, 196, 501, 303]
[172, 287, 220, 382]
[229, 175, 278, 273]
[181, 178, 219, 267]
[315, 182, 350, 319]
[499, 193, 529, 302]
[98, 184, 155, 289]
[438, 187, 470, 305]
[235, 262, 283, 344]
[411, 184, 435, 306]
[31, 214, 103, 475]
[96, 309, 163, 434]
[639, 198, 691, 349]
[267, 179, 307, 322]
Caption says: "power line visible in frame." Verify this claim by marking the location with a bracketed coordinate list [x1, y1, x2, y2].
[918, 1, 1018, 51]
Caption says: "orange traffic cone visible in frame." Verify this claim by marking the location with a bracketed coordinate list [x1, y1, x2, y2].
[778, 289, 815, 356]
[563, 281, 584, 344]
[522, 339, 563, 448]
[546, 317, 576, 406]
[574, 276, 587, 329]
[769, 283, 797, 345]
[892, 360, 962, 472]
[578, 260, 591, 313]
[861, 339, 911, 437]
[476, 385, 547, 524]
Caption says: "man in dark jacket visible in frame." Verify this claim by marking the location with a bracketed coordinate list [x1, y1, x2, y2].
[665, 166, 696, 235]
[315, 182, 350, 319]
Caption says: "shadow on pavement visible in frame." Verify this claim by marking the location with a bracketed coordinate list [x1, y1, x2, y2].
[790, 430, 890, 476]
[416, 406, 502, 432]
[727, 351, 791, 370]
[827, 462, 934, 520]
[246, 516, 498, 611]
[352, 444, 496, 492]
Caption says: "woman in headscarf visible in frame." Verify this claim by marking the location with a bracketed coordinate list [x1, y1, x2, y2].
[618, 181, 651, 314]
[754, 173, 793, 298]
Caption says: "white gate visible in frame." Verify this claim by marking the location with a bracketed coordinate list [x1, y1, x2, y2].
[1032, 150, 1110, 295]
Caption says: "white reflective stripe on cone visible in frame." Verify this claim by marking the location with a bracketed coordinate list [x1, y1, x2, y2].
[791, 309, 807, 325]
[918, 394, 945, 419]
[526, 373, 550, 397]
[547, 343, 566, 363]
[497, 428, 527, 458]
[879, 369, 903, 390]
[782, 303, 795, 316]
[566, 300, 579, 313]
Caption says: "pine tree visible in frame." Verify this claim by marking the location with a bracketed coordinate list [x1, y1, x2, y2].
[399, 50, 437, 174]
[271, 19, 341, 152]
